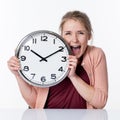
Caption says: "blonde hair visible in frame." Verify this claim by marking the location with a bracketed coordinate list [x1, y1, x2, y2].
[59, 10, 93, 38]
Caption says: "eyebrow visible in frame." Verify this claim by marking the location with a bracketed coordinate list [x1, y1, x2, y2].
[77, 30, 87, 33]
[63, 30, 87, 33]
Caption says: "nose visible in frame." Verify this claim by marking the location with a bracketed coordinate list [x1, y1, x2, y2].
[72, 34, 79, 43]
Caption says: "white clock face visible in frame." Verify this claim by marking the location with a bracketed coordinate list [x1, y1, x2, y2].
[15, 30, 71, 87]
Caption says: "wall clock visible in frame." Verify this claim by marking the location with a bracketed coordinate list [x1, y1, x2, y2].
[15, 30, 71, 87]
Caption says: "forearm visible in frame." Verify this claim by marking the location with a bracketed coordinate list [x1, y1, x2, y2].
[70, 75, 95, 103]
[70, 75, 108, 108]
[7, 56, 37, 107]
[15, 75, 37, 107]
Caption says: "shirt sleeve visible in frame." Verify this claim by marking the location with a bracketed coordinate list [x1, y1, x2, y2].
[89, 47, 108, 108]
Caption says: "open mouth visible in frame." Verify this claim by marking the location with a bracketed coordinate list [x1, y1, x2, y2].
[70, 46, 81, 55]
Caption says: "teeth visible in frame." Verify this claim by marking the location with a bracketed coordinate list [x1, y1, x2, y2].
[71, 46, 80, 49]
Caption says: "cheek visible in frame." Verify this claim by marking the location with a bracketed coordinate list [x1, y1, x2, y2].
[80, 38, 88, 45]
[81, 39, 88, 51]
[81, 42, 88, 53]
[62, 36, 71, 44]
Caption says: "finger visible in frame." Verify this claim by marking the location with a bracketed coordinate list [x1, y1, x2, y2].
[11, 56, 19, 62]
[7, 56, 20, 69]
[69, 62, 77, 67]
[9, 65, 20, 71]
[68, 55, 78, 62]
[68, 65, 75, 69]
[8, 60, 20, 68]
[69, 59, 78, 63]
[8, 56, 19, 64]
[7, 60, 19, 70]
[68, 55, 77, 59]
[69, 58, 78, 66]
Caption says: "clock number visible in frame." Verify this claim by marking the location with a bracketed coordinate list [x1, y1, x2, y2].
[53, 37, 57, 44]
[41, 76, 46, 82]
[58, 66, 64, 72]
[53, 39, 56, 44]
[24, 46, 30, 51]
[51, 74, 56, 79]
[41, 35, 48, 41]
[32, 38, 37, 44]
[20, 56, 26, 61]
[31, 73, 35, 79]
[20, 55, 26, 61]
[61, 56, 67, 62]
[23, 66, 29, 71]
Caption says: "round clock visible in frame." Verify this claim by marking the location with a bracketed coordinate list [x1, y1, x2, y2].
[15, 30, 71, 87]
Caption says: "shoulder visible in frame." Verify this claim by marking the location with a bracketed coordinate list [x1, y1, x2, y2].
[86, 45, 105, 56]
[83, 45, 106, 66]
[85, 45, 106, 59]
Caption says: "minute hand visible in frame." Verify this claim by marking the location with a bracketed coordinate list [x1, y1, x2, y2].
[40, 47, 64, 62]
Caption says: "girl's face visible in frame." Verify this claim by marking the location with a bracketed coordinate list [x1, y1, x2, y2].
[62, 19, 90, 59]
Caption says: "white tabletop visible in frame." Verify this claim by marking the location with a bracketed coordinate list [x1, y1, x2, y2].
[0, 109, 119, 120]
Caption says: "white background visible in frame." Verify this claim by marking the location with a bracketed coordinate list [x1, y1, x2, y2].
[0, 0, 120, 110]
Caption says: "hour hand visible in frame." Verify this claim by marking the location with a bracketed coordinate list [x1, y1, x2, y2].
[30, 50, 47, 62]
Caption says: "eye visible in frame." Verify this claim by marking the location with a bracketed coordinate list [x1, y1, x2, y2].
[65, 32, 71, 35]
[78, 31, 84, 35]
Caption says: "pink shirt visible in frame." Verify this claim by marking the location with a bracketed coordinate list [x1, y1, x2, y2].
[19, 46, 108, 109]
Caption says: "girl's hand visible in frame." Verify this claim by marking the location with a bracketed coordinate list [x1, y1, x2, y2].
[7, 56, 20, 77]
[68, 55, 78, 79]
